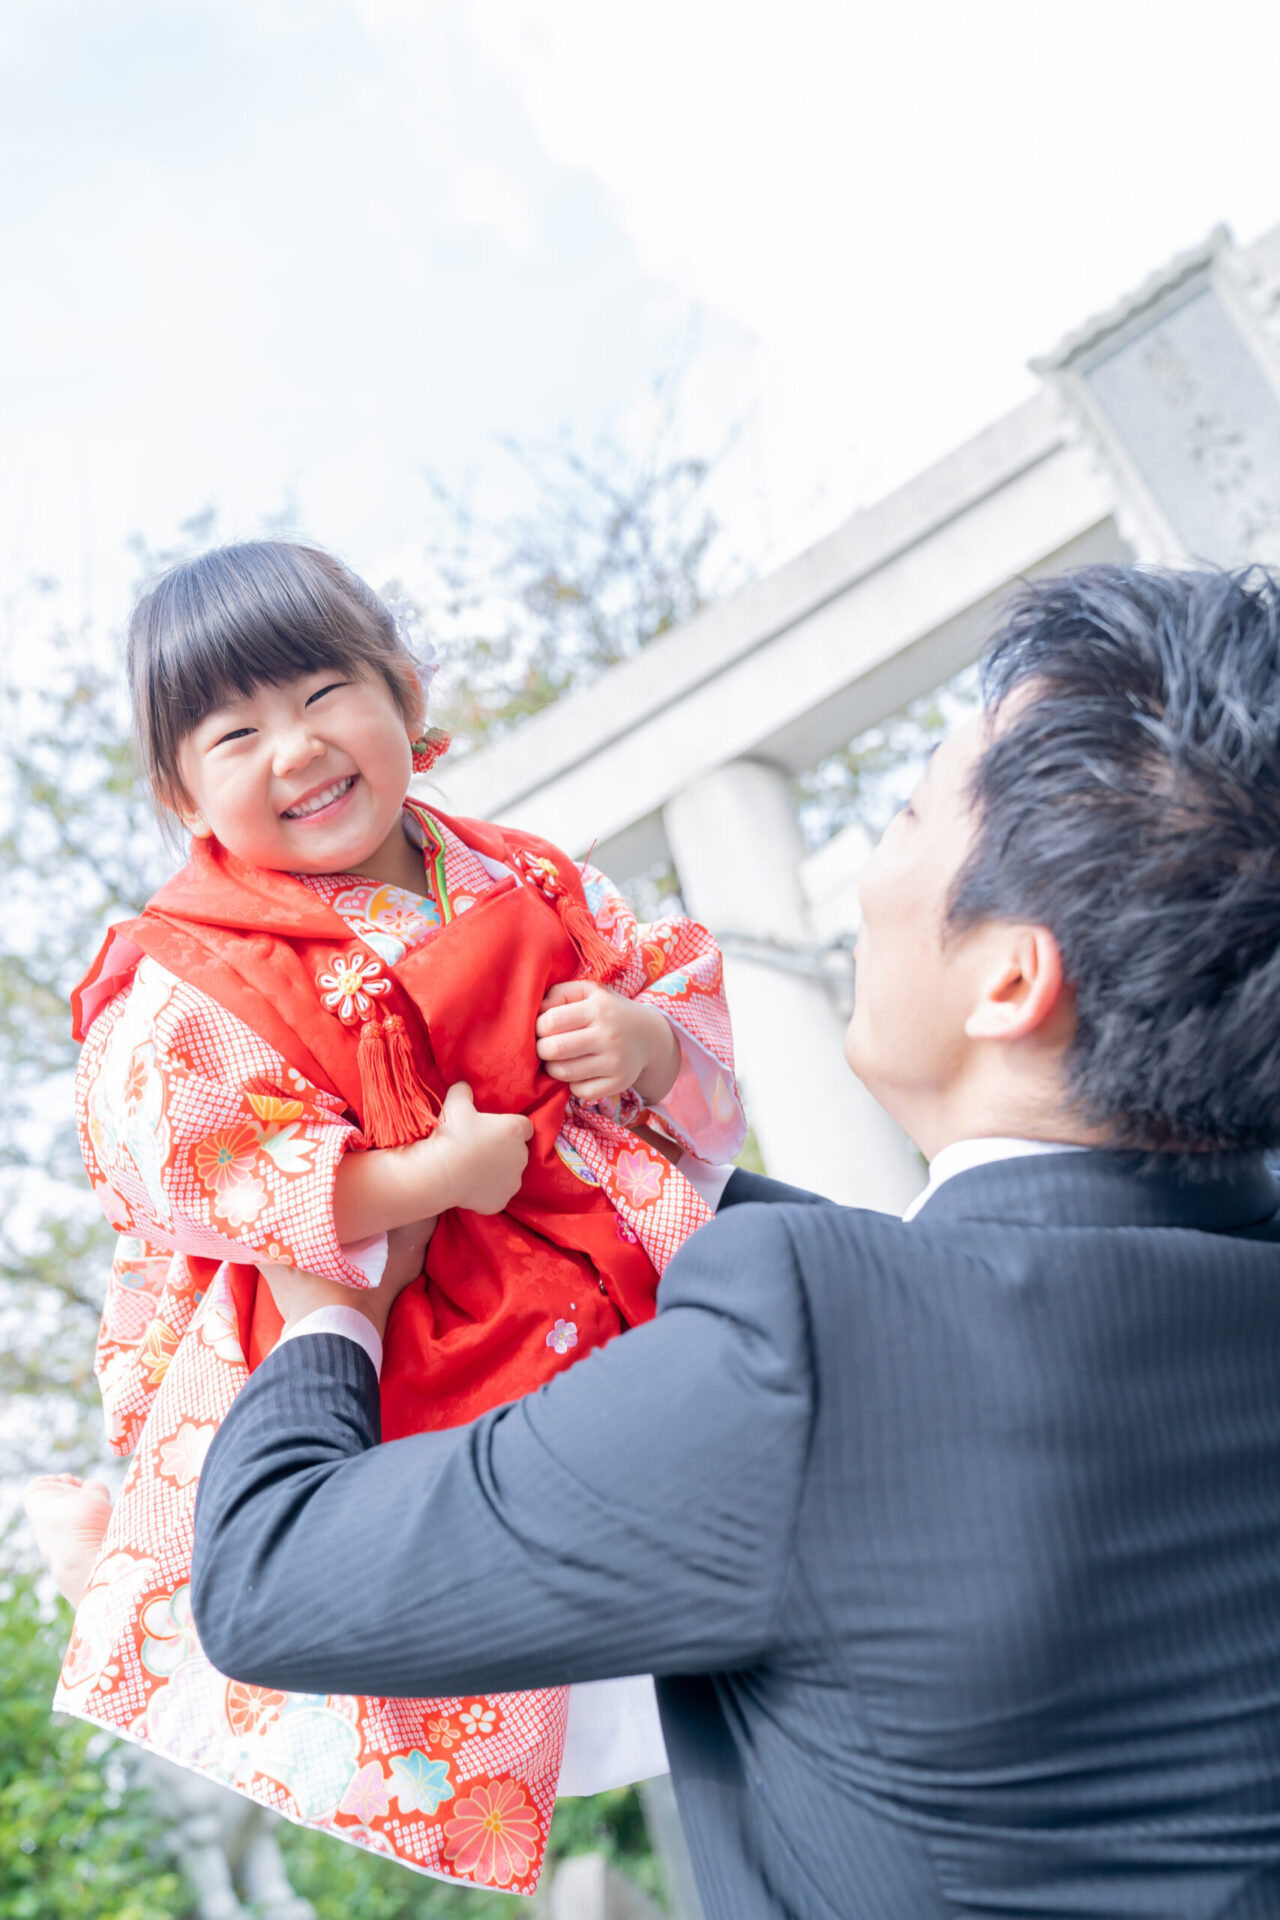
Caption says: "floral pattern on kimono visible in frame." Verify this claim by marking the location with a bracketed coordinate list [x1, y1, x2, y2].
[66, 806, 744, 1893]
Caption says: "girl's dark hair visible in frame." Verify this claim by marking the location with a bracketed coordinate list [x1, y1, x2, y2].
[951, 563, 1280, 1153]
[128, 541, 424, 808]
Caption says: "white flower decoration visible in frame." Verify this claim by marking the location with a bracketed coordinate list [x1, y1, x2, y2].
[458, 1700, 497, 1737]
[316, 951, 391, 1024]
[546, 1318, 578, 1356]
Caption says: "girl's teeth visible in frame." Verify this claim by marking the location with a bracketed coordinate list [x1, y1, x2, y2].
[284, 776, 354, 819]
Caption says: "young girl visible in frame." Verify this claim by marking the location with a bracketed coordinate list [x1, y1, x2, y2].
[28, 541, 744, 1897]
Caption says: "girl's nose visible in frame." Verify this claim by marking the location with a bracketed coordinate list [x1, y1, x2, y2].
[272, 727, 325, 778]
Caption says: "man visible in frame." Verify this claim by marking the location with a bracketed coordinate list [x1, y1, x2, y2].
[192, 566, 1280, 1918]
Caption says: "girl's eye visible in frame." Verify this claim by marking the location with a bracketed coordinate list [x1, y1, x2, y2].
[213, 726, 255, 748]
[306, 681, 348, 706]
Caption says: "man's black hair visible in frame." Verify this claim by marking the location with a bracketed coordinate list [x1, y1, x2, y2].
[950, 563, 1280, 1153]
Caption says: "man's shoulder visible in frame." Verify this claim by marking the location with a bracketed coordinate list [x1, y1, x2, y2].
[680, 1190, 945, 1320]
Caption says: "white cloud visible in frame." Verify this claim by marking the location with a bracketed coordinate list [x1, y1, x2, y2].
[3, 0, 1280, 657]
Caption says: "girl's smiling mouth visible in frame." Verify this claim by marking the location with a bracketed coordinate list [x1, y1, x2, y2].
[280, 774, 357, 821]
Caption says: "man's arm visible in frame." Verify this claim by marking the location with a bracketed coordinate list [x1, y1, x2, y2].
[719, 1169, 833, 1209]
[191, 1204, 813, 1701]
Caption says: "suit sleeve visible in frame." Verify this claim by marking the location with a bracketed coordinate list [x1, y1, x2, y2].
[191, 1203, 813, 1700]
[720, 1168, 835, 1209]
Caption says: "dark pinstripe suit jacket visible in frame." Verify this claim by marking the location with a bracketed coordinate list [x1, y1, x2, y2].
[192, 1152, 1280, 1918]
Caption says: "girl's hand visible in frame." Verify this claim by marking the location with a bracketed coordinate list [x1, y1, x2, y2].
[536, 981, 682, 1105]
[430, 1082, 534, 1215]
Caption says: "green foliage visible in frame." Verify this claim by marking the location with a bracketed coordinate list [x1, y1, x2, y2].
[0, 1574, 189, 1919]
[418, 418, 739, 748]
[546, 1786, 666, 1902]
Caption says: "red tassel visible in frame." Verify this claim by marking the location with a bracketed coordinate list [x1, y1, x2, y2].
[357, 1014, 441, 1147]
[556, 892, 628, 985]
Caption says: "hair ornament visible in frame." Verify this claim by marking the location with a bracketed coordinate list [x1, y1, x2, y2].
[411, 726, 451, 773]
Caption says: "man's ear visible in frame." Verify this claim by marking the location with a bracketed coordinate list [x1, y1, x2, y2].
[964, 925, 1065, 1043]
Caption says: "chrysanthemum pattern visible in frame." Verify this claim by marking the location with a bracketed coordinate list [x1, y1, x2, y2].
[69, 806, 745, 1890]
[57, 1266, 568, 1894]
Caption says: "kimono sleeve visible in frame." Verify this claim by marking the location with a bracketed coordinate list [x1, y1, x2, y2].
[75, 958, 382, 1289]
[93, 1236, 205, 1456]
[578, 863, 746, 1162]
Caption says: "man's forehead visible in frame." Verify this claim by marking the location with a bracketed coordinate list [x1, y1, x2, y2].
[928, 711, 989, 784]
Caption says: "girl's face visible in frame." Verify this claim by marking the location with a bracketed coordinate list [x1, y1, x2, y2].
[175, 668, 419, 875]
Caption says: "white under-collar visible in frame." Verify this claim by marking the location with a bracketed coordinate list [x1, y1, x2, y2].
[903, 1137, 1088, 1221]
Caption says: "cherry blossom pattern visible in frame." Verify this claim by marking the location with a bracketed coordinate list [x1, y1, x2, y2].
[545, 1319, 578, 1356]
[139, 1584, 198, 1679]
[194, 1124, 260, 1195]
[156, 1421, 215, 1488]
[442, 1777, 541, 1888]
[316, 950, 390, 1024]
[458, 1701, 497, 1738]
[216, 1176, 267, 1228]
[614, 1147, 664, 1210]
[426, 1715, 460, 1750]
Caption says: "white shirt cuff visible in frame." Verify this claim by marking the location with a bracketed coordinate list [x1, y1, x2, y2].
[276, 1305, 384, 1376]
[676, 1152, 736, 1211]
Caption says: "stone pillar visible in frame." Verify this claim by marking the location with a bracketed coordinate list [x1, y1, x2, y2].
[547, 1852, 665, 1919]
[664, 759, 922, 1212]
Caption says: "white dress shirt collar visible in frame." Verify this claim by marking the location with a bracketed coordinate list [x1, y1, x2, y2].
[903, 1136, 1088, 1222]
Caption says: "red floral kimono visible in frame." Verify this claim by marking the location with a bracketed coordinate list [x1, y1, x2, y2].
[60, 802, 743, 1895]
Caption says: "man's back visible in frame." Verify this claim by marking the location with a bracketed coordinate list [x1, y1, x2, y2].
[685, 1152, 1280, 1916]
[193, 1149, 1280, 1920]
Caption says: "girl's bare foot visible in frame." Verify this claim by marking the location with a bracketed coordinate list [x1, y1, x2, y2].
[23, 1474, 114, 1607]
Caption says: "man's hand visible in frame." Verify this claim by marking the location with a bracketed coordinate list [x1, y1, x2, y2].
[536, 981, 682, 1105]
[260, 1214, 436, 1339]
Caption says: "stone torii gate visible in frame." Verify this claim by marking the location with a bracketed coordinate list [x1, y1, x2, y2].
[439, 222, 1280, 1213]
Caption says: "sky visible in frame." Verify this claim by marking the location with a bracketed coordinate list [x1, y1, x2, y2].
[4, 0, 1280, 657]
